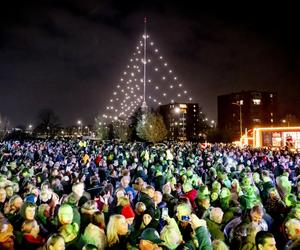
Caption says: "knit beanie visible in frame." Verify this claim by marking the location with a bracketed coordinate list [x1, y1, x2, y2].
[121, 204, 135, 219]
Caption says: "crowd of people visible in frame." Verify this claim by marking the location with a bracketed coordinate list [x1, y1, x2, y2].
[0, 139, 299, 250]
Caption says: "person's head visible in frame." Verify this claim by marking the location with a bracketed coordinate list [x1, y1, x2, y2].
[81, 200, 99, 215]
[255, 231, 277, 250]
[176, 203, 191, 225]
[143, 185, 155, 199]
[250, 205, 264, 223]
[58, 204, 74, 225]
[82, 244, 98, 250]
[210, 207, 224, 224]
[268, 188, 280, 200]
[142, 213, 153, 228]
[107, 214, 128, 247]
[21, 219, 40, 237]
[46, 234, 65, 250]
[139, 228, 164, 250]
[212, 240, 229, 250]
[121, 204, 135, 225]
[72, 182, 85, 197]
[197, 196, 210, 209]
[0, 188, 6, 202]
[114, 187, 126, 199]
[91, 211, 106, 229]
[58, 223, 79, 243]
[23, 203, 37, 220]
[121, 176, 130, 188]
[5, 185, 14, 198]
[117, 196, 130, 207]
[160, 223, 183, 249]
[285, 218, 300, 241]
[7, 195, 23, 213]
[153, 191, 162, 205]
[135, 202, 146, 215]
[162, 183, 171, 194]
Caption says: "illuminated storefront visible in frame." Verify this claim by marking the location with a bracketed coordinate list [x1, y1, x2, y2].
[252, 127, 300, 149]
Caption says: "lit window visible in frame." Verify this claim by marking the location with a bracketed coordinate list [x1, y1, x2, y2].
[239, 100, 244, 105]
[253, 99, 261, 105]
[270, 112, 273, 116]
[194, 109, 196, 112]
[253, 118, 261, 123]
[271, 119, 274, 123]
[270, 94, 273, 98]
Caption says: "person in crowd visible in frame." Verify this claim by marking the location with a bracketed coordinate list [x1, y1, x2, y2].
[284, 218, 300, 249]
[1, 139, 300, 250]
[82, 211, 107, 250]
[45, 233, 65, 250]
[139, 227, 164, 250]
[255, 231, 277, 250]
[106, 214, 128, 250]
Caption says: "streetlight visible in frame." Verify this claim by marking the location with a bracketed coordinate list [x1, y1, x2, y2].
[28, 124, 33, 134]
[210, 120, 215, 128]
[232, 101, 243, 139]
[77, 120, 82, 135]
[282, 119, 289, 127]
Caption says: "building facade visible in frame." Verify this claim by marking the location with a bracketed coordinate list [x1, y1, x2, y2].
[159, 103, 200, 141]
[218, 91, 278, 140]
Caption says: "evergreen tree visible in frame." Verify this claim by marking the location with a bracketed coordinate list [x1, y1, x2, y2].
[136, 112, 167, 143]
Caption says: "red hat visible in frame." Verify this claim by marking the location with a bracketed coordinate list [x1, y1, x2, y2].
[121, 204, 135, 219]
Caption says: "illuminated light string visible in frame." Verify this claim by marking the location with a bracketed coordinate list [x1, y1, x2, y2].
[101, 34, 193, 123]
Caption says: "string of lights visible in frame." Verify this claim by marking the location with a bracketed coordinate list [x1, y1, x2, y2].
[101, 32, 193, 124]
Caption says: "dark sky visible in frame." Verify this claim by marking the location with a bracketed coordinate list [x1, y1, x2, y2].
[0, 0, 299, 127]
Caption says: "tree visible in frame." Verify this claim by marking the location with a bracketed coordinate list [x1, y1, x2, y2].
[112, 120, 131, 142]
[136, 112, 168, 143]
[0, 114, 10, 140]
[34, 109, 61, 137]
[94, 116, 109, 140]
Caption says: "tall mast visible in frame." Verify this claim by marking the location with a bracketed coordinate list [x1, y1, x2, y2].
[141, 17, 148, 111]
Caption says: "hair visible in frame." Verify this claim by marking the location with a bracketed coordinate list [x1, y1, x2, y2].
[212, 240, 229, 250]
[255, 231, 274, 249]
[107, 214, 126, 247]
[117, 196, 130, 207]
[162, 183, 171, 194]
[160, 222, 183, 249]
[21, 219, 38, 234]
[135, 202, 146, 215]
[72, 181, 84, 191]
[176, 203, 192, 220]
[82, 244, 98, 250]
[92, 211, 106, 229]
[142, 185, 155, 195]
[114, 187, 126, 197]
[285, 218, 300, 230]
[81, 200, 98, 211]
[251, 204, 263, 215]
[46, 234, 65, 250]
[121, 176, 130, 185]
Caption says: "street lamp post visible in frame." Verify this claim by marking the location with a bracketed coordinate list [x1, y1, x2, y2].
[77, 120, 82, 136]
[232, 102, 243, 139]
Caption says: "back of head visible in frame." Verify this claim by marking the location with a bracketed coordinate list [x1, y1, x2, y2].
[82, 244, 98, 250]
[160, 223, 182, 249]
[212, 240, 229, 250]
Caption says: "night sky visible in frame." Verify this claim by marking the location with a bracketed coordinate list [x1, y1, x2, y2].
[0, 0, 299, 127]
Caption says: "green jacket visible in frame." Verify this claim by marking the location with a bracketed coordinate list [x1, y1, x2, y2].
[183, 226, 212, 250]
